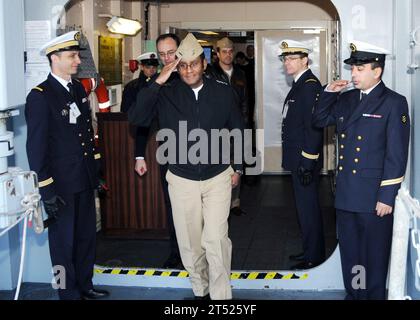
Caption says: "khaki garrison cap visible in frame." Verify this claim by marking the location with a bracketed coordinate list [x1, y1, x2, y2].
[216, 37, 233, 49]
[176, 33, 204, 62]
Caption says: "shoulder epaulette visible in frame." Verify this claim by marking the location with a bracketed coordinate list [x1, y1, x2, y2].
[33, 86, 44, 92]
[216, 79, 228, 86]
[305, 79, 318, 83]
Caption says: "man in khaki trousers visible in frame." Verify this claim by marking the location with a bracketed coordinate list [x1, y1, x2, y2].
[167, 166, 235, 299]
[128, 33, 244, 300]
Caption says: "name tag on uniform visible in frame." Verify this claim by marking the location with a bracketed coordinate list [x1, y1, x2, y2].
[282, 100, 294, 119]
[69, 102, 81, 124]
[362, 113, 383, 119]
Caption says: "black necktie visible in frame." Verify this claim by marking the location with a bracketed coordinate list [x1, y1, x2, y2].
[67, 82, 75, 99]
[360, 92, 367, 101]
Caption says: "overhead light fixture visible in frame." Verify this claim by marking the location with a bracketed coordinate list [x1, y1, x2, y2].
[290, 27, 323, 34]
[199, 31, 219, 36]
[99, 14, 142, 36]
[303, 29, 321, 34]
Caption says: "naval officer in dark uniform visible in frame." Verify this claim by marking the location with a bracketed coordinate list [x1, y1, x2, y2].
[25, 31, 109, 300]
[278, 40, 325, 270]
[121, 52, 159, 176]
[312, 40, 410, 300]
[121, 51, 159, 113]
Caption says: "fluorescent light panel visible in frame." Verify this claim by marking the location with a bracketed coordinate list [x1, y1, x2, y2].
[199, 31, 219, 36]
[106, 16, 142, 36]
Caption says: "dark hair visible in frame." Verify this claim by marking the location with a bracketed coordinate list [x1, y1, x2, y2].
[156, 33, 180, 47]
[301, 53, 309, 67]
[370, 61, 385, 78]
[47, 52, 62, 67]
[295, 53, 309, 67]
[47, 54, 53, 66]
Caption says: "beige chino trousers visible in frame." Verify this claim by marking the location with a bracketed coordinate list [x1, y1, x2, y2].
[166, 166, 234, 300]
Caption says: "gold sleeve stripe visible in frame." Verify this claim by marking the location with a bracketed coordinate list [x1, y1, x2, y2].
[380, 176, 404, 186]
[34, 87, 44, 92]
[301, 151, 320, 160]
[94, 153, 101, 160]
[39, 177, 54, 188]
[305, 79, 318, 83]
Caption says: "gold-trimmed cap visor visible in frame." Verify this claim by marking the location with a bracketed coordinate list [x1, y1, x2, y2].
[40, 31, 86, 56]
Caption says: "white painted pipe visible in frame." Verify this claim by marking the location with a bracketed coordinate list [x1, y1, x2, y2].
[0, 118, 8, 174]
[388, 189, 412, 300]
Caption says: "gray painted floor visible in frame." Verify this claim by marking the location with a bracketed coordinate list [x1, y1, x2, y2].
[96, 175, 337, 270]
[0, 282, 346, 300]
[1, 175, 342, 301]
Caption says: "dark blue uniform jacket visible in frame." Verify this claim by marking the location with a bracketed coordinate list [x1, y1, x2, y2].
[128, 76, 244, 181]
[281, 69, 323, 171]
[25, 74, 100, 200]
[313, 81, 410, 212]
[120, 72, 153, 158]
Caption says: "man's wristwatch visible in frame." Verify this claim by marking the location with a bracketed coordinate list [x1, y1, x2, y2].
[235, 170, 243, 176]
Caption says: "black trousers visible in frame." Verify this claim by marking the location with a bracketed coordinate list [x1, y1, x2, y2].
[336, 209, 393, 300]
[291, 170, 325, 264]
[159, 164, 180, 257]
[48, 189, 96, 300]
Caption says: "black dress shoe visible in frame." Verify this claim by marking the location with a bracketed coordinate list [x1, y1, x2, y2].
[184, 294, 210, 300]
[163, 253, 184, 269]
[290, 261, 318, 270]
[81, 288, 110, 300]
[289, 252, 305, 261]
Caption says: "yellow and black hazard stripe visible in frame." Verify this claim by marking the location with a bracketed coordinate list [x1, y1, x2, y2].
[95, 267, 308, 280]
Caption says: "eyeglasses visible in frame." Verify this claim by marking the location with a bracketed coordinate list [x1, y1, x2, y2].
[158, 50, 176, 58]
[280, 55, 302, 63]
[177, 60, 201, 71]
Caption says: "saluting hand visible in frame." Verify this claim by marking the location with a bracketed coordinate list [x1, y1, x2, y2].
[376, 201, 393, 217]
[326, 80, 351, 92]
[155, 58, 181, 85]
